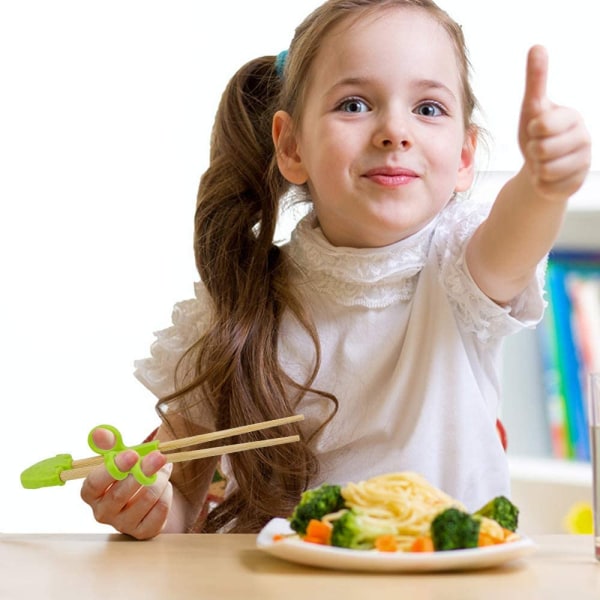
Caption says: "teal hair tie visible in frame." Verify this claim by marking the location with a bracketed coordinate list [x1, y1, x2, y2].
[275, 50, 288, 78]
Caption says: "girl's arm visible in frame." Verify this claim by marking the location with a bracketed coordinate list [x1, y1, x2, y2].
[466, 46, 591, 305]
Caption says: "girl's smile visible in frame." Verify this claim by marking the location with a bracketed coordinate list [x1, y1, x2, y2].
[361, 166, 420, 188]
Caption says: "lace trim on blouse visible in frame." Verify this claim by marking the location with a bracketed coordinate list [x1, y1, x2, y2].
[286, 200, 546, 340]
[287, 211, 437, 308]
[435, 199, 547, 343]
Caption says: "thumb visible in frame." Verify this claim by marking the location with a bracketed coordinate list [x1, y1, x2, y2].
[521, 45, 550, 120]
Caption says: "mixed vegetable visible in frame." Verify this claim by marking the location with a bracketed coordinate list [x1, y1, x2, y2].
[277, 482, 520, 553]
[288, 484, 346, 535]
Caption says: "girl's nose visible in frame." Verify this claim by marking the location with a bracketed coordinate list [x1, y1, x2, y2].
[372, 112, 412, 150]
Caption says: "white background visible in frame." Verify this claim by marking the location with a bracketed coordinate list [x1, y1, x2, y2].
[1, 1, 598, 532]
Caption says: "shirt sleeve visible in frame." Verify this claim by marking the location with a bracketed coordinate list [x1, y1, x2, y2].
[434, 197, 547, 344]
[133, 281, 214, 399]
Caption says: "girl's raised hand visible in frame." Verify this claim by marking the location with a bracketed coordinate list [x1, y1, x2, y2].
[518, 45, 591, 202]
[80, 427, 173, 540]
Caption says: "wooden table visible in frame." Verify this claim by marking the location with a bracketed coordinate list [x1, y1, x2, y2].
[1, 533, 598, 600]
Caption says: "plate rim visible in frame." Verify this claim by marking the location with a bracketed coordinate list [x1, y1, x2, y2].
[256, 517, 538, 572]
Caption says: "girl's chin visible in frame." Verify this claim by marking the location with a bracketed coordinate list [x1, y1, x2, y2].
[316, 206, 436, 248]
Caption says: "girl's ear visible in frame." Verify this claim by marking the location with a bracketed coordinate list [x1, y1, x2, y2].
[454, 127, 478, 192]
[272, 110, 308, 185]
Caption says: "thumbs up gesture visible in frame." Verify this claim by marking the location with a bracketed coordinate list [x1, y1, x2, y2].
[518, 46, 591, 202]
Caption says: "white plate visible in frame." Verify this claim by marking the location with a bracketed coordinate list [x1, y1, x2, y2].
[256, 518, 538, 572]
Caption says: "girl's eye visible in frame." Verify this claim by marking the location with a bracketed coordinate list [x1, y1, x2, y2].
[415, 102, 445, 117]
[337, 98, 370, 113]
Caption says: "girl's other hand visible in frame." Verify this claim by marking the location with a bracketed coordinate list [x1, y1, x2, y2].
[518, 45, 591, 203]
[80, 427, 173, 540]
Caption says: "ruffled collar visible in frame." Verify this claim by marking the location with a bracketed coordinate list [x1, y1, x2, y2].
[286, 211, 437, 308]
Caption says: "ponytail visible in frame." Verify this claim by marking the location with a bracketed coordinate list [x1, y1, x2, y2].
[158, 56, 335, 533]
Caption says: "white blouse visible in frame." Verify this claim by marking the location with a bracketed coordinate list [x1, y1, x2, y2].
[135, 197, 546, 511]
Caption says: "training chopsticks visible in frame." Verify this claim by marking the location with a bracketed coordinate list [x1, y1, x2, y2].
[20, 414, 304, 489]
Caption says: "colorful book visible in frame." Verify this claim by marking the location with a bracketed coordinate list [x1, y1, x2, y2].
[536, 288, 568, 459]
[567, 273, 600, 423]
[546, 260, 589, 460]
[537, 250, 600, 461]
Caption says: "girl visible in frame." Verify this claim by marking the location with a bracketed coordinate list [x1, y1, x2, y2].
[81, 0, 590, 539]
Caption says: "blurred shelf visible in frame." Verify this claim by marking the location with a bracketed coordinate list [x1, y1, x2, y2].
[508, 456, 592, 486]
[508, 456, 593, 534]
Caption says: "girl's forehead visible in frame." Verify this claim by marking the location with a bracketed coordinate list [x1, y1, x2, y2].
[319, 7, 452, 59]
[308, 7, 461, 89]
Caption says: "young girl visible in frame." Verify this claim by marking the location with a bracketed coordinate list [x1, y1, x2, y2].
[81, 0, 590, 539]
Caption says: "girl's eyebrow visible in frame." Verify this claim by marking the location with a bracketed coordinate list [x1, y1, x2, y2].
[326, 76, 371, 94]
[326, 76, 457, 102]
[414, 79, 458, 101]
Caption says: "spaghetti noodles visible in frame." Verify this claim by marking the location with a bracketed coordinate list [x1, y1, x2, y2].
[331, 472, 464, 550]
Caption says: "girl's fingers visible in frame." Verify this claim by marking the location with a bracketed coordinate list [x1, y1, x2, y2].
[114, 466, 174, 539]
[518, 46, 591, 201]
[530, 158, 590, 200]
[526, 127, 591, 166]
[519, 45, 551, 152]
[80, 450, 170, 538]
[527, 106, 584, 140]
[522, 102, 591, 201]
[531, 143, 591, 180]
[90, 427, 116, 451]
[80, 449, 140, 504]
[521, 45, 550, 118]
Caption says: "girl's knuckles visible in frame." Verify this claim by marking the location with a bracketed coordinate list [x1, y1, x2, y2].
[109, 483, 137, 505]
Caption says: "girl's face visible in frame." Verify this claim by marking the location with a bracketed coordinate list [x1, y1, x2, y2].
[274, 8, 477, 248]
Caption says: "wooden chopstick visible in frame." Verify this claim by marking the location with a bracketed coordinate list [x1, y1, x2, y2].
[157, 414, 304, 452]
[64, 414, 304, 479]
[61, 434, 300, 482]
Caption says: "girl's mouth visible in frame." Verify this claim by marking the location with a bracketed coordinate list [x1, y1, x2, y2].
[362, 167, 419, 187]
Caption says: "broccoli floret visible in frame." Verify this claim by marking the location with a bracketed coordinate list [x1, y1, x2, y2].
[430, 507, 481, 551]
[474, 495, 519, 532]
[289, 484, 346, 535]
[330, 509, 396, 550]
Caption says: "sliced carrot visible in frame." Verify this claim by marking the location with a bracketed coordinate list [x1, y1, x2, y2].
[304, 519, 333, 545]
[375, 534, 398, 552]
[303, 535, 326, 544]
[409, 536, 435, 552]
[478, 532, 498, 547]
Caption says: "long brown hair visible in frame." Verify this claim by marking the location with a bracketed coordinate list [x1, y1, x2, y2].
[157, 0, 480, 533]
